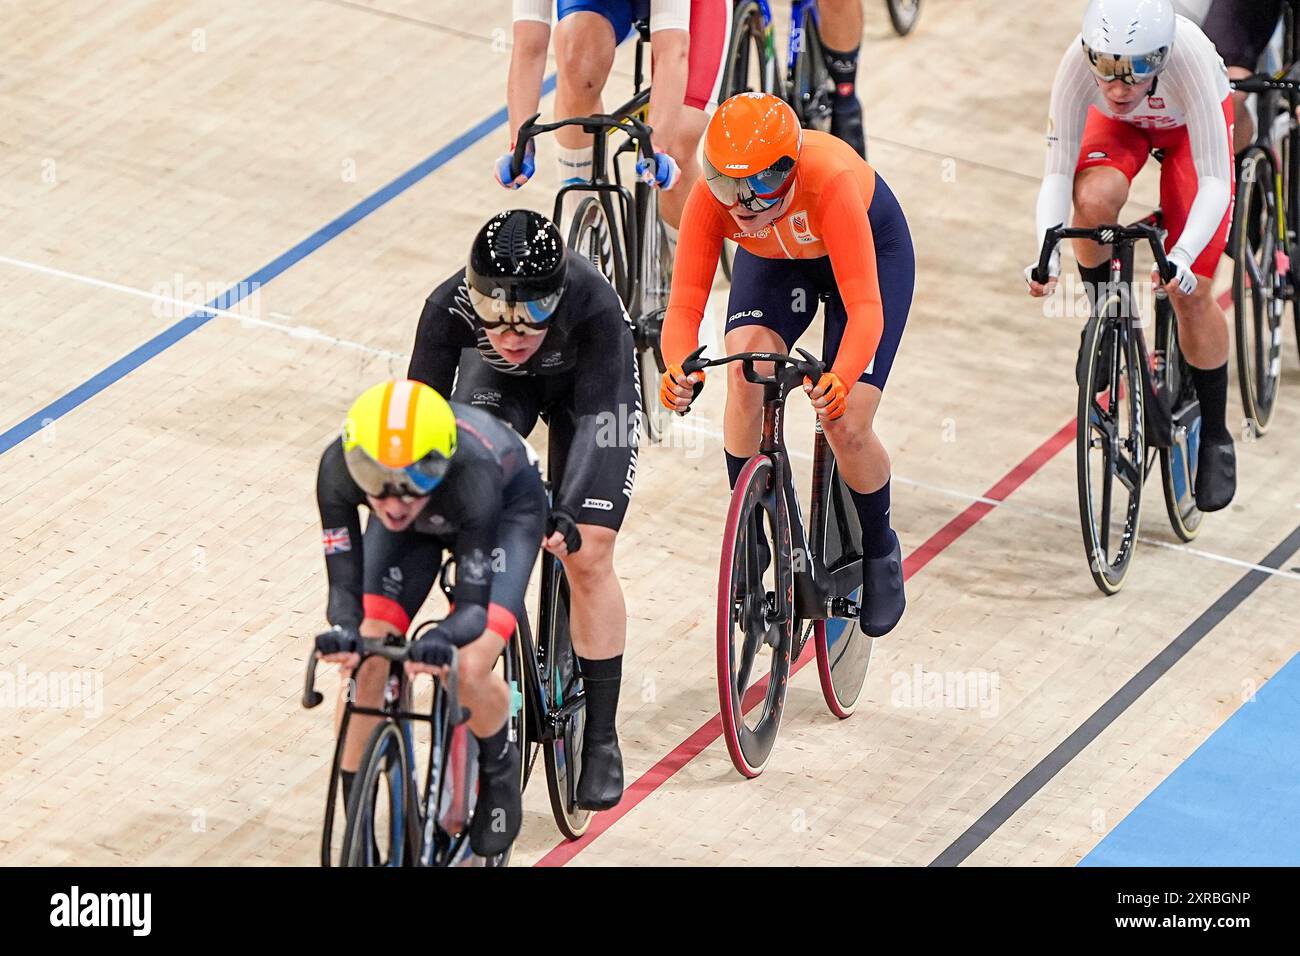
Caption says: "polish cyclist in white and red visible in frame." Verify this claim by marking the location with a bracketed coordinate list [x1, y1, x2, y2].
[1025, 0, 1238, 512]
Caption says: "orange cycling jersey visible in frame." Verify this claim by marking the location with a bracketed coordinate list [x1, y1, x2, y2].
[662, 131, 885, 385]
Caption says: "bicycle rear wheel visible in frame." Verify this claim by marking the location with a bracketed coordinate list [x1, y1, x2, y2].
[811, 450, 872, 719]
[340, 720, 416, 867]
[885, 0, 921, 36]
[568, 195, 627, 306]
[1076, 308, 1144, 595]
[1155, 300, 1204, 542]
[717, 453, 793, 778]
[1232, 146, 1284, 435]
[719, 0, 779, 282]
[539, 557, 593, 839]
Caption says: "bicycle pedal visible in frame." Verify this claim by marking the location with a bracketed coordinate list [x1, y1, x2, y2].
[828, 596, 860, 620]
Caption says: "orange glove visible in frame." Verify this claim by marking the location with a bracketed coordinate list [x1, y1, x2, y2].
[660, 363, 704, 412]
[803, 371, 848, 421]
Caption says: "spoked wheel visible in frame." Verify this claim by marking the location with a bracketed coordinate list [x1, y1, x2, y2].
[1155, 301, 1205, 542]
[719, 0, 779, 282]
[812, 456, 872, 719]
[791, 6, 834, 134]
[717, 454, 794, 778]
[885, 0, 922, 36]
[567, 195, 627, 304]
[1232, 146, 1284, 435]
[539, 558, 593, 839]
[637, 187, 671, 443]
[1076, 308, 1145, 595]
[340, 720, 416, 867]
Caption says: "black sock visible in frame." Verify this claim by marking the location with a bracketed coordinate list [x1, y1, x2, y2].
[1190, 362, 1232, 442]
[725, 451, 747, 489]
[1078, 262, 1111, 316]
[577, 655, 622, 742]
[823, 43, 860, 97]
[340, 769, 355, 807]
[848, 480, 895, 559]
[475, 720, 511, 773]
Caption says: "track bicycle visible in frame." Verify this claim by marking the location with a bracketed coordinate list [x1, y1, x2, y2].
[679, 346, 874, 778]
[1032, 211, 1204, 596]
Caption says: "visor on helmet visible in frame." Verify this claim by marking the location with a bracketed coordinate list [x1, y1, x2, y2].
[468, 286, 562, 335]
[1084, 45, 1170, 85]
[345, 444, 450, 498]
[703, 154, 797, 211]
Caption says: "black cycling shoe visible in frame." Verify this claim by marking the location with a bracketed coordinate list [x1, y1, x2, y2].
[576, 732, 624, 811]
[830, 95, 866, 158]
[469, 743, 522, 858]
[859, 531, 906, 637]
[1194, 438, 1237, 512]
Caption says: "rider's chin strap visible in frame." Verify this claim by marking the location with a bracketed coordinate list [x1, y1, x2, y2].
[1148, 76, 1159, 99]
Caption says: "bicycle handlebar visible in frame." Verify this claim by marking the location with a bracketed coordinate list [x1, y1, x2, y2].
[511, 109, 656, 180]
[1031, 221, 1176, 286]
[680, 345, 826, 384]
[1231, 74, 1300, 95]
[302, 637, 464, 723]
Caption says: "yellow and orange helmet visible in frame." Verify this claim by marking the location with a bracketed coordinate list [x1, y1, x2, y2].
[702, 92, 802, 211]
[342, 380, 457, 498]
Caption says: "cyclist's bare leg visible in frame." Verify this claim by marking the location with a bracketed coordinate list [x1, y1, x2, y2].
[657, 107, 707, 230]
[1071, 165, 1131, 268]
[721, 324, 786, 459]
[337, 617, 401, 771]
[554, 13, 616, 154]
[562, 525, 625, 661]
[818, 0, 863, 50]
[455, 630, 510, 738]
[1227, 66, 1254, 155]
[821, 383, 889, 495]
[1168, 279, 1230, 369]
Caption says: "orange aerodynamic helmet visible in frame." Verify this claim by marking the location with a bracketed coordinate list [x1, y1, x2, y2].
[703, 92, 803, 211]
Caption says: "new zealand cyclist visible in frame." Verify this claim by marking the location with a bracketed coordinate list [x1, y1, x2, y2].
[659, 91, 916, 637]
[407, 209, 638, 811]
[499, 0, 730, 243]
[314, 379, 546, 857]
[1024, 0, 1237, 511]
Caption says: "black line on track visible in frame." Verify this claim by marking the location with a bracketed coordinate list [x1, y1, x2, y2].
[930, 522, 1300, 867]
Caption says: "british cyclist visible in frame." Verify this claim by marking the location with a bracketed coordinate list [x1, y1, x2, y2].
[659, 91, 915, 636]
[1025, 0, 1237, 511]
[498, 0, 730, 244]
[314, 379, 546, 857]
[407, 209, 639, 811]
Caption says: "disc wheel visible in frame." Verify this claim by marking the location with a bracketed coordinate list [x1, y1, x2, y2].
[1232, 146, 1284, 435]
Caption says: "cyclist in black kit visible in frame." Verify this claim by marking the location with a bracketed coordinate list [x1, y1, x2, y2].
[408, 209, 637, 811]
[314, 379, 546, 857]
[1202, 0, 1285, 154]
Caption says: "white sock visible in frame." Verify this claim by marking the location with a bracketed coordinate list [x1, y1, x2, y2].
[557, 145, 595, 226]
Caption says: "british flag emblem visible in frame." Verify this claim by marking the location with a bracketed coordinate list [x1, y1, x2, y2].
[322, 527, 351, 554]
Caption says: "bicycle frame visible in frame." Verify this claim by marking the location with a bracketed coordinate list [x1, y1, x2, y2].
[787, 0, 820, 72]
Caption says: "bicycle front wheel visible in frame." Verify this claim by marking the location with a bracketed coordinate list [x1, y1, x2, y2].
[1232, 145, 1283, 435]
[340, 720, 416, 867]
[637, 185, 670, 443]
[1076, 308, 1144, 595]
[567, 195, 627, 305]
[717, 453, 793, 778]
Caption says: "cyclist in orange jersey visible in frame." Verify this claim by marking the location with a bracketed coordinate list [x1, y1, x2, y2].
[659, 92, 915, 636]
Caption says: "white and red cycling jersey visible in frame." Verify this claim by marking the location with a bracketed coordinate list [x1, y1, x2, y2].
[1035, 15, 1233, 277]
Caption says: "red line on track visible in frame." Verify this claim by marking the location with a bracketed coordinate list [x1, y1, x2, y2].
[534, 418, 1078, 867]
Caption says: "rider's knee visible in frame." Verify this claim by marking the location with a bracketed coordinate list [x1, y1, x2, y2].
[563, 526, 616, 580]
[556, 18, 615, 89]
[1073, 173, 1125, 223]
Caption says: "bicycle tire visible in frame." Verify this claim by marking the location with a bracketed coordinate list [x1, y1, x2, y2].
[540, 557, 593, 839]
[717, 453, 793, 778]
[340, 719, 415, 867]
[1076, 306, 1144, 595]
[1232, 145, 1283, 435]
[885, 0, 921, 36]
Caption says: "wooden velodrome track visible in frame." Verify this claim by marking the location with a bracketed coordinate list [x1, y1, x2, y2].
[1, 0, 1297, 866]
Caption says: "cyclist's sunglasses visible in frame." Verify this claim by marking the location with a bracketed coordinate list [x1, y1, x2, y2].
[469, 287, 563, 335]
[1085, 46, 1168, 86]
[704, 155, 797, 212]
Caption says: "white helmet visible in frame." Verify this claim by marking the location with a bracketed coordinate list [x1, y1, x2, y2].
[1081, 0, 1176, 85]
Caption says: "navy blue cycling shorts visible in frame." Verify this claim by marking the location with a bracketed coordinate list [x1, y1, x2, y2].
[725, 175, 915, 391]
[558, 0, 638, 42]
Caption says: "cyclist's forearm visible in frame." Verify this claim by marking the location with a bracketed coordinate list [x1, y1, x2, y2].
[1170, 176, 1231, 265]
[507, 20, 550, 142]
[646, 29, 689, 147]
[1035, 172, 1073, 252]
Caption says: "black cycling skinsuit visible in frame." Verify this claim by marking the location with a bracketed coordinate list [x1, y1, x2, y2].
[407, 255, 640, 532]
[316, 402, 545, 643]
[1203, 0, 1283, 70]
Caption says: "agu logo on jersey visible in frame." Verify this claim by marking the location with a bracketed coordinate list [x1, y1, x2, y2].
[790, 211, 818, 244]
